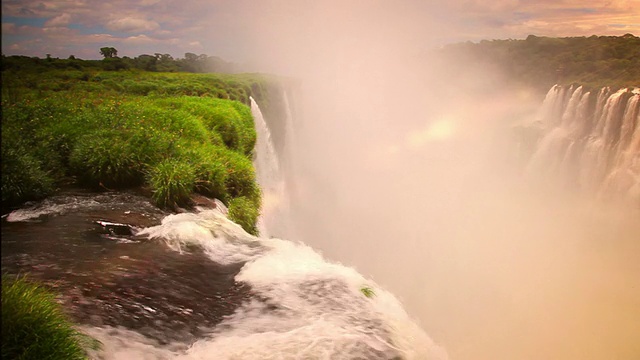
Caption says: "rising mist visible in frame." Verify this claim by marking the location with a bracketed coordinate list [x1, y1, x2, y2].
[215, 2, 640, 359]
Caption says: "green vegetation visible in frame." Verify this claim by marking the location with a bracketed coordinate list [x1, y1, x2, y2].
[1, 50, 239, 74]
[228, 196, 261, 236]
[0, 56, 281, 234]
[360, 286, 376, 299]
[2, 276, 100, 360]
[436, 33, 640, 91]
[148, 159, 197, 209]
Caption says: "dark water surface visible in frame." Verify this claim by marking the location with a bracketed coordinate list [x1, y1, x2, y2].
[1, 191, 251, 345]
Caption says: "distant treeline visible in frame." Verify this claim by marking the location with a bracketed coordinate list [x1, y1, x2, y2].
[1, 52, 241, 74]
[435, 33, 640, 91]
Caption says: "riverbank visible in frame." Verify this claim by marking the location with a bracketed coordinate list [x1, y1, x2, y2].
[1, 190, 251, 349]
[0, 67, 286, 235]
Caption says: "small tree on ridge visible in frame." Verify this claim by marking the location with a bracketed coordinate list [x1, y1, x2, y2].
[100, 47, 118, 59]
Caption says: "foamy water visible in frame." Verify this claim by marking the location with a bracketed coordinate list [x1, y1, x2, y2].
[87, 207, 447, 359]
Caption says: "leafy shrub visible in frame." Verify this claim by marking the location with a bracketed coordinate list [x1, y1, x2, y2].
[2, 276, 100, 360]
[228, 196, 260, 235]
[147, 159, 196, 209]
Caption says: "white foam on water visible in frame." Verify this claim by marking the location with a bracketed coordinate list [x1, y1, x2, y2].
[6, 197, 101, 222]
[92, 207, 446, 359]
[5, 193, 163, 222]
[136, 209, 266, 266]
[81, 326, 182, 360]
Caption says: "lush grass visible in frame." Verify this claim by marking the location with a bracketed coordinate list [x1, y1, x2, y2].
[228, 196, 261, 236]
[1, 67, 274, 233]
[0, 65, 274, 105]
[1, 141, 54, 211]
[147, 159, 197, 209]
[155, 97, 256, 155]
[70, 129, 146, 188]
[2, 276, 100, 360]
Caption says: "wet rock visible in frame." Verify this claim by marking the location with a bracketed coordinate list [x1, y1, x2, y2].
[96, 221, 136, 236]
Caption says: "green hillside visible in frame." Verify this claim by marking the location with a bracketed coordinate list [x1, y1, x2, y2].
[0, 58, 287, 235]
[435, 34, 640, 91]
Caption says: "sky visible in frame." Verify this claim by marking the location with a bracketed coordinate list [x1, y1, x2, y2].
[2, 0, 639, 63]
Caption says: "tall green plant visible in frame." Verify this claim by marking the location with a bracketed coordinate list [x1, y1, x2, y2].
[2, 276, 100, 359]
[228, 196, 260, 236]
[148, 159, 196, 209]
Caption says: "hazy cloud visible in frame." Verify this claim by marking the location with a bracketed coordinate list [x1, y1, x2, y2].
[106, 17, 160, 33]
[1, 0, 638, 59]
[44, 13, 71, 27]
[2, 22, 17, 34]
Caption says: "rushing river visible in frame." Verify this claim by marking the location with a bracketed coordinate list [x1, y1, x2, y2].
[1, 192, 444, 360]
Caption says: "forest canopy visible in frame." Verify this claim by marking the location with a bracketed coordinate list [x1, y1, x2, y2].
[433, 34, 640, 91]
[1, 51, 239, 74]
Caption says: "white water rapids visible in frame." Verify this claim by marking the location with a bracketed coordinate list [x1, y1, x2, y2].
[79, 99, 446, 359]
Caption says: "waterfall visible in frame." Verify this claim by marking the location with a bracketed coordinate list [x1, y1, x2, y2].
[4, 96, 447, 360]
[282, 90, 297, 172]
[86, 97, 446, 359]
[250, 97, 290, 238]
[525, 85, 640, 203]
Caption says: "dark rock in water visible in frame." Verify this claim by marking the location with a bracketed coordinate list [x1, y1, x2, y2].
[95, 220, 136, 236]
[190, 194, 219, 209]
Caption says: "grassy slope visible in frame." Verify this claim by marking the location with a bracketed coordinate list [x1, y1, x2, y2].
[1, 63, 283, 359]
[1, 67, 281, 235]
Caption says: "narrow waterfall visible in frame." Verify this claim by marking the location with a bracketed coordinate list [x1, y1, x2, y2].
[524, 85, 640, 203]
[250, 97, 289, 238]
[282, 90, 297, 172]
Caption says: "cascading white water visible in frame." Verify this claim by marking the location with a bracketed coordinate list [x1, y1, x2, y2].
[80, 96, 447, 359]
[525, 84, 640, 204]
[86, 206, 446, 359]
[139, 208, 446, 359]
[250, 96, 290, 238]
[282, 90, 297, 173]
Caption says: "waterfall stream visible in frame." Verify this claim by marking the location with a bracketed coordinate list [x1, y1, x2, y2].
[1, 98, 445, 360]
[524, 85, 640, 203]
[250, 97, 288, 239]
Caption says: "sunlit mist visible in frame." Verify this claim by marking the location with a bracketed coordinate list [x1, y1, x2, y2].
[230, 2, 640, 360]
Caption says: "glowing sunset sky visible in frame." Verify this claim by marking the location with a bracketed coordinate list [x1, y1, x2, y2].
[2, 0, 639, 63]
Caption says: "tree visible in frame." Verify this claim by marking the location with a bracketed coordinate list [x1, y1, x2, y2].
[134, 54, 157, 71]
[99, 47, 118, 59]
